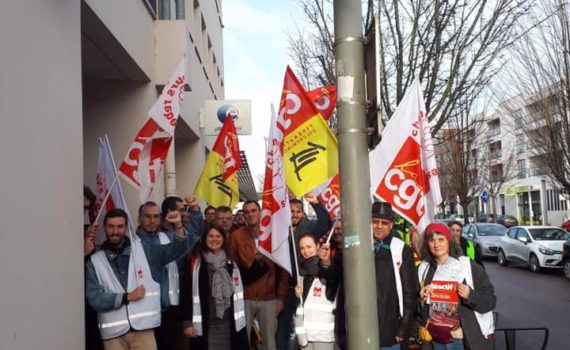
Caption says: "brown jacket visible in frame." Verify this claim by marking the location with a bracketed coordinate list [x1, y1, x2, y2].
[228, 225, 290, 301]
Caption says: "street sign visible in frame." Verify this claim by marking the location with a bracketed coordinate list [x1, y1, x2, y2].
[482, 190, 489, 203]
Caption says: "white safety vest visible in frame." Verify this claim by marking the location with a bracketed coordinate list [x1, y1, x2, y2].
[90, 238, 161, 340]
[458, 256, 495, 338]
[295, 277, 336, 344]
[191, 257, 246, 336]
[157, 232, 180, 306]
[417, 257, 495, 339]
[390, 237, 405, 318]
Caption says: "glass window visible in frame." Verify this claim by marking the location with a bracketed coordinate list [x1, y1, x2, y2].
[476, 224, 506, 236]
[517, 159, 527, 179]
[529, 228, 570, 241]
[507, 228, 517, 239]
[516, 229, 529, 240]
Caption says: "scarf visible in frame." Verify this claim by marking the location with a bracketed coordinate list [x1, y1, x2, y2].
[300, 255, 321, 276]
[203, 250, 234, 319]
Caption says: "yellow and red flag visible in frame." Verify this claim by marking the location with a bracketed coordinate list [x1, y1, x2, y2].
[194, 116, 242, 208]
[279, 67, 339, 197]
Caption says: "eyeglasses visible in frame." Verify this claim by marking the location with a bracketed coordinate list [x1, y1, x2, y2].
[216, 216, 233, 221]
[142, 214, 161, 219]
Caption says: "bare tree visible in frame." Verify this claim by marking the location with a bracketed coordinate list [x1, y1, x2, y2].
[288, 0, 534, 142]
[435, 102, 487, 224]
[501, 0, 570, 197]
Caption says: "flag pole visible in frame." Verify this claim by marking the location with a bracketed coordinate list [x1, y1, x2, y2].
[289, 226, 303, 307]
[289, 226, 301, 282]
[325, 217, 340, 245]
[93, 175, 119, 225]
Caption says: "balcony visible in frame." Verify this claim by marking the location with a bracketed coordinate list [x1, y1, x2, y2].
[529, 167, 550, 177]
[487, 127, 501, 140]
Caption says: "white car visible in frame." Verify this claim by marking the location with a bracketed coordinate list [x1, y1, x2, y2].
[497, 226, 570, 273]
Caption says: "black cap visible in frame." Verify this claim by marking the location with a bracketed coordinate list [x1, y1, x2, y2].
[371, 201, 395, 221]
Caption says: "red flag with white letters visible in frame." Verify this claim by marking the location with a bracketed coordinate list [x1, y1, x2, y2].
[369, 79, 441, 233]
[306, 85, 336, 121]
[118, 58, 186, 202]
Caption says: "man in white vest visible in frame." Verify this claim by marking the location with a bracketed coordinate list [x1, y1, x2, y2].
[136, 197, 203, 350]
[85, 208, 191, 350]
[371, 201, 419, 350]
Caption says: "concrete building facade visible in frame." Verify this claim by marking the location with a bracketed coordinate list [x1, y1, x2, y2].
[1, 1, 226, 348]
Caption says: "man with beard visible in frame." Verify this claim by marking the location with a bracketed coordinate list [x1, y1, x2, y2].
[276, 193, 332, 350]
[85, 208, 191, 350]
[371, 202, 418, 350]
[229, 200, 290, 350]
[214, 205, 235, 236]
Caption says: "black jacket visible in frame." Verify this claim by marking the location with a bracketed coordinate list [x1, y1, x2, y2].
[420, 258, 496, 350]
[374, 233, 419, 347]
[180, 254, 249, 350]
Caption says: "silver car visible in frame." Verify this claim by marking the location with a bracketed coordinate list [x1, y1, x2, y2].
[497, 226, 570, 273]
[462, 223, 507, 258]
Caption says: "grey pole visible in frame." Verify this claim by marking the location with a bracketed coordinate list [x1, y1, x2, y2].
[334, 1, 380, 349]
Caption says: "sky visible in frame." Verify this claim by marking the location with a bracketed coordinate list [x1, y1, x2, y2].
[222, 0, 305, 190]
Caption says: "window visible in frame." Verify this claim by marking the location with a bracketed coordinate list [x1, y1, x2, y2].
[517, 159, 526, 179]
[507, 228, 517, 239]
[516, 229, 529, 240]
[547, 189, 568, 211]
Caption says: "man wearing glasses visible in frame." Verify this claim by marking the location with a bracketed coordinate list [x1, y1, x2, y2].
[136, 198, 203, 350]
[214, 205, 235, 236]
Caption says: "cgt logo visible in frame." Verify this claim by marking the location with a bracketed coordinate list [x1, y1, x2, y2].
[217, 104, 239, 124]
[376, 137, 429, 224]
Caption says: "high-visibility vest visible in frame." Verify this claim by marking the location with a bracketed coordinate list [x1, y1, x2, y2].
[459, 257, 495, 338]
[157, 232, 180, 306]
[466, 240, 476, 261]
[295, 277, 336, 344]
[90, 239, 161, 340]
[390, 237, 405, 317]
[191, 257, 246, 336]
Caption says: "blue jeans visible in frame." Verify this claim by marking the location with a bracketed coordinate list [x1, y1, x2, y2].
[380, 344, 401, 350]
[433, 339, 465, 350]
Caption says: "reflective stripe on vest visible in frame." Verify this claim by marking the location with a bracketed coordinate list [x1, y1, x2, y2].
[91, 238, 161, 340]
[466, 240, 476, 261]
[390, 237, 405, 318]
[295, 278, 336, 343]
[459, 257, 495, 338]
[157, 232, 180, 306]
[191, 257, 246, 336]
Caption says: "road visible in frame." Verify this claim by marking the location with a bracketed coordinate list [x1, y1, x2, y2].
[484, 260, 570, 349]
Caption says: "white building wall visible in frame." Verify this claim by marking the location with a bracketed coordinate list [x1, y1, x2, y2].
[0, 1, 84, 349]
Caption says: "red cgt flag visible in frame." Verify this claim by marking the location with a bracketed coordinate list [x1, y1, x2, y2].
[306, 85, 336, 121]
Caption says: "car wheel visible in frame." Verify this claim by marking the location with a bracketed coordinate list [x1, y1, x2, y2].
[564, 259, 570, 281]
[498, 250, 508, 266]
[529, 254, 541, 273]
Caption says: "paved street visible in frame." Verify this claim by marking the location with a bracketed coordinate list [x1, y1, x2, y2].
[485, 260, 570, 349]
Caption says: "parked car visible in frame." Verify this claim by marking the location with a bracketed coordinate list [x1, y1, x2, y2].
[497, 226, 570, 273]
[478, 213, 496, 223]
[496, 214, 519, 228]
[564, 237, 570, 281]
[462, 223, 507, 258]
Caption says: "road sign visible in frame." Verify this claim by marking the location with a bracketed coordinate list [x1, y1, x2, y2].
[482, 190, 489, 203]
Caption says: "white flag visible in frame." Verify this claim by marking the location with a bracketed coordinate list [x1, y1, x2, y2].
[148, 57, 187, 135]
[94, 135, 134, 244]
[258, 104, 292, 275]
[369, 79, 442, 233]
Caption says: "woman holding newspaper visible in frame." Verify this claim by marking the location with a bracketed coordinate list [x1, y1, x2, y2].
[418, 223, 496, 350]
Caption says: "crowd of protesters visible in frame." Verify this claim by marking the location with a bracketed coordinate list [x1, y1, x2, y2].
[83, 186, 496, 350]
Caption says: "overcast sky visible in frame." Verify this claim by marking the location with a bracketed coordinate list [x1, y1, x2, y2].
[223, 0, 304, 190]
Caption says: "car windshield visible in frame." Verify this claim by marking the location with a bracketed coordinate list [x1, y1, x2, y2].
[529, 228, 570, 241]
[477, 224, 506, 236]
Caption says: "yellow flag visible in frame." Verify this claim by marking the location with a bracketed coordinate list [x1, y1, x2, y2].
[194, 118, 241, 208]
[279, 67, 339, 197]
